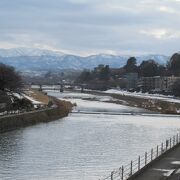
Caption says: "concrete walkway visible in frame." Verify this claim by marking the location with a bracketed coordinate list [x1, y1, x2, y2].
[131, 144, 180, 180]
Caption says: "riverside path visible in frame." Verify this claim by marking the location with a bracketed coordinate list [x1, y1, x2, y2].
[130, 143, 180, 180]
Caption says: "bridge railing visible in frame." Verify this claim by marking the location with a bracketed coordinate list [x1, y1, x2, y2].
[100, 133, 180, 180]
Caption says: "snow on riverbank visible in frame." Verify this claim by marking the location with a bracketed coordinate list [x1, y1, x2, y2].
[105, 89, 180, 104]
[22, 94, 42, 104]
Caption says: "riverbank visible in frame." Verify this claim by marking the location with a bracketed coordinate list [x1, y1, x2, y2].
[81, 90, 180, 115]
[0, 90, 73, 133]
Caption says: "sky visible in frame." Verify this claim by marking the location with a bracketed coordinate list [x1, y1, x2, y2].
[0, 0, 180, 56]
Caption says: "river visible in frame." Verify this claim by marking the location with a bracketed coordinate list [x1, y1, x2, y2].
[0, 91, 180, 180]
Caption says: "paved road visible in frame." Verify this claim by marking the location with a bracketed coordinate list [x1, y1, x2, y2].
[132, 145, 180, 180]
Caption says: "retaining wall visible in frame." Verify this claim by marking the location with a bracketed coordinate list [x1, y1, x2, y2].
[0, 108, 68, 133]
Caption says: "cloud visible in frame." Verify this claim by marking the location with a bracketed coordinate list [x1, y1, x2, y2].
[0, 0, 180, 55]
[140, 29, 180, 39]
[140, 29, 168, 39]
[158, 6, 179, 14]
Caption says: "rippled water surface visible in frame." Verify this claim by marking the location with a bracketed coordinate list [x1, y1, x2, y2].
[0, 91, 180, 180]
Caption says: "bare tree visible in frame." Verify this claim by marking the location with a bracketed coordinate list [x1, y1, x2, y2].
[0, 63, 22, 91]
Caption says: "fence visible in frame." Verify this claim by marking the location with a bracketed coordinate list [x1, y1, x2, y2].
[100, 132, 180, 180]
[0, 110, 23, 116]
[0, 107, 54, 117]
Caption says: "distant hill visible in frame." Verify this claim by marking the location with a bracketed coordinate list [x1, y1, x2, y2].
[0, 48, 170, 72]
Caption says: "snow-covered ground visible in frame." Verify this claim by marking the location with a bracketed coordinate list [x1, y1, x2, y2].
[13, 92, 43, 105]
[22, 94, 42, 105]
[105, 89, 180, 104]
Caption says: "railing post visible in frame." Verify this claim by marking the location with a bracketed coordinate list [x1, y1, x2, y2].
[119, 167, 121, 178]
[138, 156, 140, 170]
[157, 145, 159, 157]
[151, 148, 153, 161]
[130, 160, 133, 176]
[145, 152, 147, 165]
[166, 140, 168, 151]
[121, 166, 124, 180]
[175, 135, 176, 145]
[111, 171, 114, 180]
[176, 134, 178, 144]
[174, 136, 175, 146]
[170, 138, 172, 148]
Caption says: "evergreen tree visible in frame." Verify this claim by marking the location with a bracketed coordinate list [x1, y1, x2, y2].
[100, 65, 110, 80]
[169, 53, 180, 76]
[77, 70, 92, 82]
[124, 57, 138, 73]
[139, 60, 160, 77]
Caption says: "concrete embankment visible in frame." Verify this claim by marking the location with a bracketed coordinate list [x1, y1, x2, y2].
[0, 87, 74, 133]
[0, 100, 73, 133]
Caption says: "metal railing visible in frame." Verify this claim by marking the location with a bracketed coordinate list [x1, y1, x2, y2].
[100, 133, 180, 180]
[0, 107, 55, 117]
[0, 110, 26, 116]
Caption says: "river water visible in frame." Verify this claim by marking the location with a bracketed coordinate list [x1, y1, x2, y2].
[0, 91, 180, 180]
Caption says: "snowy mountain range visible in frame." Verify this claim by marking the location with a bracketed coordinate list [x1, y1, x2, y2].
[0, 48, 170, 72]
[0, 48, 64, 57]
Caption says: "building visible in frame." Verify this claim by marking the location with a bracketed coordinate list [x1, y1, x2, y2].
[139, 76, 180, 92]
[124, 73, 138, 90]
[162, 76, 180, 92]
[139, 76, 160, 92]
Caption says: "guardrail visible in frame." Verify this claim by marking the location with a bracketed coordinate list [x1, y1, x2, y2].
[0, 107, 55, 117]
[100, 133, 180, 180]
[0, 110, 25, 116]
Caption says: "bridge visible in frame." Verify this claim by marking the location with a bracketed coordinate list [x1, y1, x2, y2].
[31, 83, 86, 93]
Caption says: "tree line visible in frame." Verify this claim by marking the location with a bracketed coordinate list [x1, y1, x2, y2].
[77, 53, 180, 96]
[78, 53, 180, 82]
[124, 53, 180, 77]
